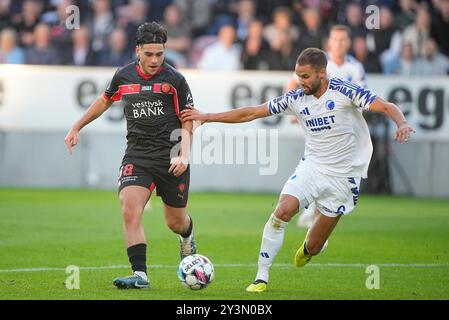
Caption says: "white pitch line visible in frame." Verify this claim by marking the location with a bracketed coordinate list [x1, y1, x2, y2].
[0, 263, 448, 273]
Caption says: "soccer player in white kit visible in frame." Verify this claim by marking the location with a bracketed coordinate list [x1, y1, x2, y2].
[290, 25, 367, 228]
[180, 48, 415, 293]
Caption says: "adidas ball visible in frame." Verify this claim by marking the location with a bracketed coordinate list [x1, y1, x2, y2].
[177, 254, 214, 290]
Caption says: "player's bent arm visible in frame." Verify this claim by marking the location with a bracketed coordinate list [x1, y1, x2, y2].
[203, 103, 271, 124]
[64, 95, 113, 153]
[369, 97, 407, 127]
[71, 95, 113, 131]
[369, 97, 416, 143]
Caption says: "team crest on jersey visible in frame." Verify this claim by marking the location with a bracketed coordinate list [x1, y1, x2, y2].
[161, 82, 172, 93]
[326, 100, 335, 110]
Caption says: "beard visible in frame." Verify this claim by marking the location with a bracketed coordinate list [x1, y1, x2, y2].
[303, 80, 321, 95]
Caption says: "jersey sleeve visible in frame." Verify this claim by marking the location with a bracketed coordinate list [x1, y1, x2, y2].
[330, 78, 376, 110]
[176, 76, 194, 112]
[102, 68, 122, 101]
[267, 90, 302, 115]
[348, 81, 376, 111]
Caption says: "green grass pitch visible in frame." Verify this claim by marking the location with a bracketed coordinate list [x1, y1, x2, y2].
[0, 189, 448, 300]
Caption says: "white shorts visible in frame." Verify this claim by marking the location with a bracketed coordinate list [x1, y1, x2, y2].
[281, 159, 361, 218]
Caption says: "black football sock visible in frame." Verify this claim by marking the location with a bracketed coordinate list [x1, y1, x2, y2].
[180, 215, 193, 238]
[127, 243, 147, 274]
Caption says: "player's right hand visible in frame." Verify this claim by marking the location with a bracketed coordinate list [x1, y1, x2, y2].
[64, 128, 79, 155]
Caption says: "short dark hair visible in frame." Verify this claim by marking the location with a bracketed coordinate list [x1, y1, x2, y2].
[135, 22, 167, 46]
[296, 48, 327, 70]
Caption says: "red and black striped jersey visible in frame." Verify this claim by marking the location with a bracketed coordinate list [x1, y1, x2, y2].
[103, 60, 194, 162]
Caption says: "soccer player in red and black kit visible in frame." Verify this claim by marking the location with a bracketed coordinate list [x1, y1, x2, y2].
[64, 22, 196, 289]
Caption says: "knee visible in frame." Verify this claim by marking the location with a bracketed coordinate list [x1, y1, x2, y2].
[273, 203, 297, 222]
[121, 202, 143, 229]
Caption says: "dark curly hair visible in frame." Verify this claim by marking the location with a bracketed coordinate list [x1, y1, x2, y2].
[135, 22, 167, 46]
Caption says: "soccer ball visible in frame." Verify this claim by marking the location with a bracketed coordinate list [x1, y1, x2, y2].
[177, 254, 214, 290]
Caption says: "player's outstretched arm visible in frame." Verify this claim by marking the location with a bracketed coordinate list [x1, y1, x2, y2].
[64, 95, 113, 154]
[180, 103, 271, 125]
[369, 97, 416, 144]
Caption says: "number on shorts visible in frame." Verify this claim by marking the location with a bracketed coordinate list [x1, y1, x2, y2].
[122, 164, 134, 177]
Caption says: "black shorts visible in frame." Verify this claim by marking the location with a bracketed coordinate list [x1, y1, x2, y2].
[117, 158, 190, 208]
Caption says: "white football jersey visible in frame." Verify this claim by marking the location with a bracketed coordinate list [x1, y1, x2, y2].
[327, 54, 367, 87]
[268, 77, 376, 178]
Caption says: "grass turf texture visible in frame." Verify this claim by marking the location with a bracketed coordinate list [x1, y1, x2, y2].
[0, 189, 448, 300]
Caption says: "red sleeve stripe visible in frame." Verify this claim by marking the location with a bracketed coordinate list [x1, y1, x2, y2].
[102, 92, 122, 102]
[102, 92, 112, 101]
[171, 86, 180, 118]
[119, 84, 141, 95]
[111, 92, 122, 101]
[103, 84, 141, 102]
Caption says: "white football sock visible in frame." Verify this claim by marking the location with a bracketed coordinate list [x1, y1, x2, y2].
[134, 271, 148, 281]
[255, 214, 288, 283]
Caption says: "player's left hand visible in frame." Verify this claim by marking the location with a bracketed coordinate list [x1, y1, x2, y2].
[169, 156, 189, 177]
[394, 122, 415, 144]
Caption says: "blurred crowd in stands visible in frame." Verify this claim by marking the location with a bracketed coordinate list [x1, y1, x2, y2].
[0, 0, 448, 74]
